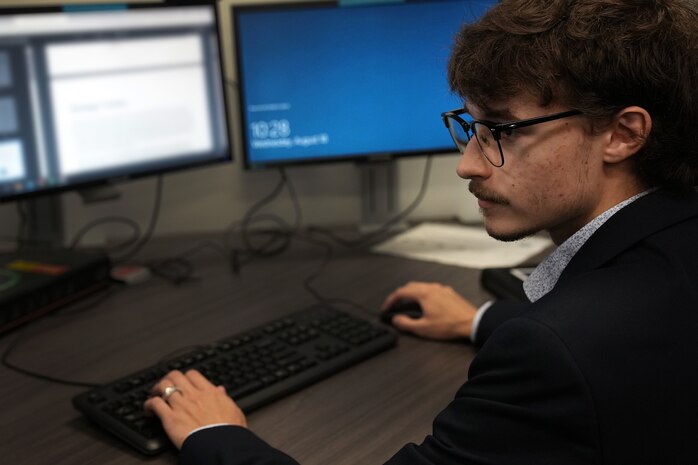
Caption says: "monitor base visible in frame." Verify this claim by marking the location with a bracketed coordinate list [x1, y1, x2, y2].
[358, 161, 408, 232]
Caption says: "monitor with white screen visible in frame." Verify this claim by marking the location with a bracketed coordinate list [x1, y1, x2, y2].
[0, 0, 231, 203]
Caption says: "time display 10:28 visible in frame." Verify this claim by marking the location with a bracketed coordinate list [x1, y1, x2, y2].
[249, 119, 291, 139]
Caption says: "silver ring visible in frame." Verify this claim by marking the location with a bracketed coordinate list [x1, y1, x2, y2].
[161, 385, 182, 402]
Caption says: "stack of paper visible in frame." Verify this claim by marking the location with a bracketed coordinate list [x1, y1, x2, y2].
[371, 222, 553, 269]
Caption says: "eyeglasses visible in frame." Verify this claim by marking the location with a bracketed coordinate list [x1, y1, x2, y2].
[440, 108, 582, 167]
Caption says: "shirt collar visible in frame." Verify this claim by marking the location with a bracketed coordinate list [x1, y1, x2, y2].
[523, 190, 653, 302]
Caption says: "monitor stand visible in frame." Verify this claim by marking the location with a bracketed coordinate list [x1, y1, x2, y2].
[358, 161, 408, 232]
[21, 196, 66, 249]
[19, 186, 121, 249]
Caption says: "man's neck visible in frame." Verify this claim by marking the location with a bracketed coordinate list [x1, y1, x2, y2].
[548, 181, 649, 245]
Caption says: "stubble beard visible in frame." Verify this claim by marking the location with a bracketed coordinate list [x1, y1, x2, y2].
[469, 180, 541, 242]
[483, 222, 541, 242]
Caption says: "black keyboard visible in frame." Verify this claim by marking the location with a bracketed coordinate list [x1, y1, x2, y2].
[72, 304, 397, 455]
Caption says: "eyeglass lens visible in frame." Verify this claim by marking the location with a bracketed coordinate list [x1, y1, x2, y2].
[445, 116, 503, 167]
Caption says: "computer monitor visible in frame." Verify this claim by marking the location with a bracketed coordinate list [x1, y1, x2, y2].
[232, 0, 495, 170]
[0, 0, 231, 235]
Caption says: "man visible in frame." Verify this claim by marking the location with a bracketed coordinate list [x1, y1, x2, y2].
[145, 0, 698, 463]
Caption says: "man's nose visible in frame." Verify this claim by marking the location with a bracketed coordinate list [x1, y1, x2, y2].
[456, 139, 493, 180]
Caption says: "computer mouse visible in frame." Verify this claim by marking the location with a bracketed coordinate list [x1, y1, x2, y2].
[380, 300, 424, 324]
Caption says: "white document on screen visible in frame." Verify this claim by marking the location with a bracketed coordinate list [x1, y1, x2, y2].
[46, 34, 213, 177]
[371, 222, 553, 269]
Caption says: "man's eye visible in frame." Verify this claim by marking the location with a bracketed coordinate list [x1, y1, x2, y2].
[501, 128, 517, 140]
[479, 133, 492, 146]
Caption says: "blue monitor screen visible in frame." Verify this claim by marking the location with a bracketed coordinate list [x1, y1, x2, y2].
[233, 0, 495, 169]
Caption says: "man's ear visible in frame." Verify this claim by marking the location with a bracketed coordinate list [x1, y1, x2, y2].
[603, 106, 652, 164]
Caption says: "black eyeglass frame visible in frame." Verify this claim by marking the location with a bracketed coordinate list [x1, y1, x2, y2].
[440, 108, 583, 167]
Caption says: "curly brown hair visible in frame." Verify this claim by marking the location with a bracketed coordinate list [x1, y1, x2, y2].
[448, 0, 698, 191]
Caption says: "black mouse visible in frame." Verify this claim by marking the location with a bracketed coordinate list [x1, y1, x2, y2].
[381, 300, 424, 324]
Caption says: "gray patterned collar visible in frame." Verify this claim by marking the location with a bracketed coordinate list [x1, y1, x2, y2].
[523, 190, 652, 302]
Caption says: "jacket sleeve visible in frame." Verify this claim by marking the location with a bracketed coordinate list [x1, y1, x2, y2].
[178, 425, 300, 465]
[385, 317, 601, 465]
[473, 300, 529, 347]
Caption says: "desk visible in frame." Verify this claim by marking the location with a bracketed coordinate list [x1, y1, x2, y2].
[0, 233, 494, 464]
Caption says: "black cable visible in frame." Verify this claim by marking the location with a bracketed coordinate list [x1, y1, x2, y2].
[145, 240, 232, 286]
[222, 213, 278, 274]
[309, 156, 434, 248]
[294, 233, 334, 303]
[137, 167, 300, 280]
[282, 176, 373, 314]
[68, 216, 141, 253]
[231, 223, 293, 274]
[113, 175, 165, 263]
[217, 166, 307, 276]
[57, 175, 162, 263]
[1, 285, 123, 388]
[228, 159, 431, 314]
[229, 168, 303, 273]
[1, 333, 101, 388]
[293, 232, 376, 317]
[290, 158, 434, 314]
[174, 240, 229, 261]
[240, 168, 292, 256]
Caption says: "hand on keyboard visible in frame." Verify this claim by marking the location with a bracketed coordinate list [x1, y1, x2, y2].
[145, 369, 247, 449]
[73, 305, 397, 455]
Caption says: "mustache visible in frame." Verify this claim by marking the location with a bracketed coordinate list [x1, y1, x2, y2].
[468, 181, 509, 205]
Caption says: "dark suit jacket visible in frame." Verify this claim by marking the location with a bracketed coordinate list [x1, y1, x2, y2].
[179, 190, 698, 465]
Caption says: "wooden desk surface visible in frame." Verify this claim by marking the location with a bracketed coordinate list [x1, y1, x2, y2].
[0, 233, 495, 464]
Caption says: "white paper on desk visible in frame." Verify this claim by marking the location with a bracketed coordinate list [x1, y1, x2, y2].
[371, 222, 553, 269]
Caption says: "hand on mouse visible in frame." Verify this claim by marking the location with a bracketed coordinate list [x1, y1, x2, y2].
[382, 282, 477, 341]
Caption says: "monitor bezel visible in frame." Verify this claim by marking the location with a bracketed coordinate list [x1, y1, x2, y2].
[232, 0, 462, 171]
[0, 0, 233, 203]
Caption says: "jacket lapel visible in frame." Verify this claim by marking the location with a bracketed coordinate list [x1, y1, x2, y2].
[557, 189, 698, 284]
